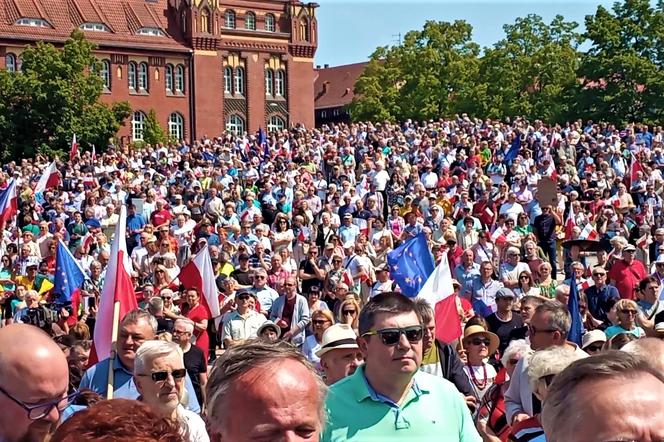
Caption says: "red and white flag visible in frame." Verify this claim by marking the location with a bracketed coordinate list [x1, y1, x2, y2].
[0, 178, 18, 228]
[630, 152, 645, 183]
[417, 253, 462, 344]
[490, 226, 506, 245]
[91, 144, 97, 163]
[578, 223, 599, 241]
[90, 205, 138, 365]
[565, 203, 576, 240]
[179, 245, 221, 321]
[34, 161, 60, 194]
[69, 134, 79, 162]
[637, 234, 652, 249]
[578, 278, 595, 292]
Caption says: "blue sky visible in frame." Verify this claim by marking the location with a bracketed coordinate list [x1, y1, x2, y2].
[314, 0, 616, 66]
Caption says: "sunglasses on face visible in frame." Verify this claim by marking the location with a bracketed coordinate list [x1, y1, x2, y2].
[342, 309, 356, 316]
[312, 319, 329, 326]
[469, 338, 490, 347]
[145, 368, 187, 383]
[519, 276, 530, 280]
[620, 309, 637, 315]
[362, 325, 424, 346]
[586, 344, 604, 352]
[161, 296, 172, 300]
[238, 295, 251, 301]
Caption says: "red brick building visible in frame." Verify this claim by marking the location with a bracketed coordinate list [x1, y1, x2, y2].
[314, 61, 367, 126]
[0, 0, 318, 142]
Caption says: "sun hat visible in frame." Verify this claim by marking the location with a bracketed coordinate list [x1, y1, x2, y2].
[581, 329, 607, 350]
[462, 325, 499, 355]
[315, 324, 359, 358]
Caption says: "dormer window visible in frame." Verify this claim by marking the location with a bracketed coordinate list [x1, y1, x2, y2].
[80, 23, 109, 32]
[15, 18, 50, 28]
[136, 27, 165, 37]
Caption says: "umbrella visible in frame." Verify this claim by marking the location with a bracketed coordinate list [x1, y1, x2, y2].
[561, 239, 604, 252]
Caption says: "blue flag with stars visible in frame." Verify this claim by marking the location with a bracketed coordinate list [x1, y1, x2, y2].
[387, 233, 435, 297]
[567, 273, 585, 346]
[54, 239, 86, 303]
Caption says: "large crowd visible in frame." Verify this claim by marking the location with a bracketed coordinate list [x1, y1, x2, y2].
[1, 117, 663, 442]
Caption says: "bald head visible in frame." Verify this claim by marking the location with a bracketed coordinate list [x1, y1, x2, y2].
[0, 324, 69, 442]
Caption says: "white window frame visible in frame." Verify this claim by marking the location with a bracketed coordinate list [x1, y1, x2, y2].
[245, 12, 256, 30]
[224, 66, 232, 93]
[275, 70, 285, 96]
[265, 69, 274, 96]
[265, 14, 275, 32]
[165, 64, 173, 92]
[225, 10, 236, 29]
[138, 62, 149, 91]
[132, 111, 146, 141]
[128, 62, 137, 90]
[267, 115, 286, 132]
[15, 18, 50, 27]
[6, 53, 16, 73]
[80, 23, 109, 32]
[136, 27, 166, 37]
[175, 65, 185, 93]
[100, 59, 111, 89]
[234, 67, 244, 95]
[168, 113, 184, 140]
[226, 114, 245, 135]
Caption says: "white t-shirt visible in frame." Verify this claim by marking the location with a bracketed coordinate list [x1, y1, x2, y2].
[178, 406, 210, 442]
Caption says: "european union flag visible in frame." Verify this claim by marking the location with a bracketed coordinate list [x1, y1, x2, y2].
[258, 127, 267, 147]
[54, 240, 86, 303]
[504, 133, 521, 165]
[567, 273, 585, 346]
[387, 233, 435, 297]
[202, 151, 216, 162]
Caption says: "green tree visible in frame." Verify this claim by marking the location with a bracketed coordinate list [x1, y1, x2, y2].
[0, 30, 130, 159]
[476, 14, 581, 122]
[143, 109, 167, 145]
[349, 47, 402, 122]
[575, 0, 664, 124]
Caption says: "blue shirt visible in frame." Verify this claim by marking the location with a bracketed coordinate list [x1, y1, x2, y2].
[585, 284, 620, 324]
[80, 357, 200, 413]
[126, 213, 147, 242]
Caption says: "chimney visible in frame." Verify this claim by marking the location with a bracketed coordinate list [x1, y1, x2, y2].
[324, 63, 329, 68]
[316, 65, 321, 69]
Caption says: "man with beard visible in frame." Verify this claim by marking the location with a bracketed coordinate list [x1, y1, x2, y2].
[0, 324, 70, 442]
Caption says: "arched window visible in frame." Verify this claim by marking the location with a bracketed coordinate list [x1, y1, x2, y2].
[245, 12, 256, 30]
[200, 8, 210, 33]
[224, 10, 236, 29]
[5, 53, 16, 72]
[175, 65, 185, 93]
[265, 69, 274, 96]
[165, 64, 174, 92]
[275, 70, 285, 96]
[132, 111, 146, 141]
[300, 18, 310, 42]
[223, 66, 232, 93]
[100, 59, 111, 89]
[226, 114, 245, 135]
[138, 62, 149, 91]
[267, 115, 286, 132]
[234, 67, 244, 95]
[265, 14, 275, 32]
[168, 112, 184, 140]
[128, 61, 137, 90]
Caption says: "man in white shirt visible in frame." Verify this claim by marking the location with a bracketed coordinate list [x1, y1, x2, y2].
[499, 193, 525, 222]
[222, 291, 267, 348]
[370, 161, 389, 192]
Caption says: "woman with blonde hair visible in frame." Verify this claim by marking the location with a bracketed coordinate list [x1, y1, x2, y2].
[604, 299, 646, 340]
[302, 309, 334, 364]
[337, 297, 360, 334]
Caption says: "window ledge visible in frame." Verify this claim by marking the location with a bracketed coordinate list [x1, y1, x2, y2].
[129, 89, 150, 96]
[166, 91, 186, 98]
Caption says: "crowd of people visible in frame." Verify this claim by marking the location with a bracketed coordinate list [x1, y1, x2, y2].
[1, 116, 664, 441]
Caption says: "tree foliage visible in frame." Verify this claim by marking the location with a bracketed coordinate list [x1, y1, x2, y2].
[0, 30, 131, 160]
[143, 109, 168, 146]
[351, 4, 664, 125]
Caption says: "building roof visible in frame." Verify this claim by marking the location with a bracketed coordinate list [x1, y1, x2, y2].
[0, 0, 189, 53]
[314, 61, 367, 110]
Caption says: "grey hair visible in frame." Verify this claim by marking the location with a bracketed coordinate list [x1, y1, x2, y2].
[535, 301, 571, 338]
[554, 284, 570, 298]
[542, 351, 664, 442]
[174, 318, 195, 334]
[133, 340, 183, 376]
[413, 298, 434, 325]
[147, 297, 164, 315]
[121, 309, 158, 336]
[206, 340, 326, 433]
[500, 339, 530, 367]
[526, 346, 585, 393]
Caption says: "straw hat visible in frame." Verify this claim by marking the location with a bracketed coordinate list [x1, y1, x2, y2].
[315, 324, 359, 358]
[462, 325, 499, 355]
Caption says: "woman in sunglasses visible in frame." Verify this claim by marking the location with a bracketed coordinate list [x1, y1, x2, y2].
[604, 299, 646, 340]
[461, 325, 499, 402]
[302, 309, 334, 365]
[337, 298, 360, 335]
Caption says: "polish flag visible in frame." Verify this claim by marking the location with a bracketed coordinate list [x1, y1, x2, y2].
[637, 234, 652, 249]
[578, 278, 595, 292]
[69, 134, 79, 162]
[0, 179, 18, 228]
[90, 205, 138, 365]
[34, 161, 60, 194]
[565, 203, 576, 240]
[578, 223, 599, 241]
[630, 153, 645, 183]
[417, 253, 462, 344]
[490, 226, 506, 245]
[91, 145, 97, 162]
[178, 244, 221, 321]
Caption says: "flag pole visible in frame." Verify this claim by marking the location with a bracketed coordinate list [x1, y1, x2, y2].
[106, 300, 121, 400]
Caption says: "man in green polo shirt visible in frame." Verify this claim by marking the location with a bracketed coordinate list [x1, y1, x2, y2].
[322, 292, 481, 442]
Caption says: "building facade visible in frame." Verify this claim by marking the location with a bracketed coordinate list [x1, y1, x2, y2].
[0, 0, 318, 143]
[314, 62, 367, 127]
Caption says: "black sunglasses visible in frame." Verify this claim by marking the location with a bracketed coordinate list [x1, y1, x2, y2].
[238, 294, 251, 301]
[586, 344, 604, 352]
[362, 325, 424, 346]
[342, 309, 356, 316]
[469, 338, 491, 347]
[312, 319, 328, 325]
[142, 368, 187, 383]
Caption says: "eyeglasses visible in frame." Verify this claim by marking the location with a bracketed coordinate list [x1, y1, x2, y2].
[519, 275, 530, 280]
[362, 325, 424, 346]
[138, 368, 187, 383]
[620, 309, 638, 315]
[254, 275, 266, 280]
[585, 344, 604, 352]
[172, 329, 190, 336]
[469, 338, 491, 347]
[0, 385, 78, 420]
[332, 259, 342, 264]
[342, 310, 356, 316]
[161, 296, 172, 300]
[237, 294, 251, 301]
[528, 325, 559, 335]
[312, 319, 329, 326]
[592, 273, 606, 277]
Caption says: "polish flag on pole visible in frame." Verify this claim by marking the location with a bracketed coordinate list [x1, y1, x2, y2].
[91, 144, 97, 162]
[417, 253, 462, 344]
[490, 226, 506, 245]
[577, 278, 595, 292]
[69, 134, 79, 162]
[34, 161, 60, 194]
[565, 203, 576, 240]
[0, 178, 18, 228]
[578, 223, 599, 241]
[90, 205, 138, 377]
[178, 245, 222, 322]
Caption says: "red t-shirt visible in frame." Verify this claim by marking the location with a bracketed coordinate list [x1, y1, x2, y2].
[608, 259, 647, 300]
